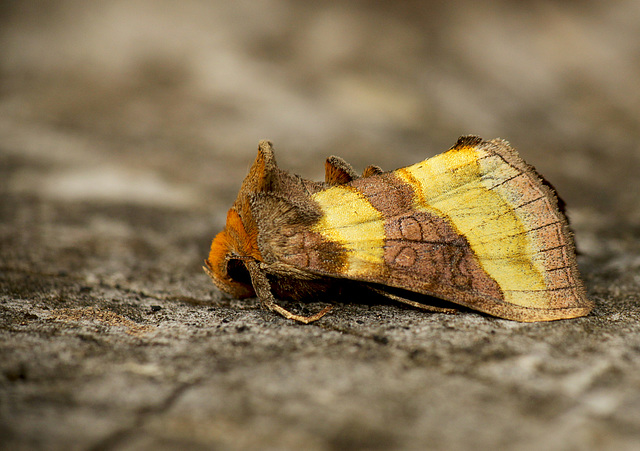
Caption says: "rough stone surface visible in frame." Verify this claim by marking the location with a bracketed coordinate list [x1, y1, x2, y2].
[2, 1, 640, 450]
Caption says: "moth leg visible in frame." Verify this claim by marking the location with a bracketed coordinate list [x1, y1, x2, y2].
[263, 301, 333, 324]
[368, 287, 458, 314]
[244, 259, 332, 324]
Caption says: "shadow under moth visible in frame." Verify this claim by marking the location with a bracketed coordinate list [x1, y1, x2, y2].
[205, 136, 592, 323]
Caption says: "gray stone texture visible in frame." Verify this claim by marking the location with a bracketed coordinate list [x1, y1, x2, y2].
[2, 1, 640, 450]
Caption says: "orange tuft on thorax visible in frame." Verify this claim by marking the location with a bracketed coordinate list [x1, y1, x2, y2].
[205, 207, 261, 298]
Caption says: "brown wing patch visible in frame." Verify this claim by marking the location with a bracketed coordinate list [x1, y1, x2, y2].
[383, 212, 503, 301]
[249, 192, 347, 275]
[277, 226, 347, 274]
[352, 172, 415, 217]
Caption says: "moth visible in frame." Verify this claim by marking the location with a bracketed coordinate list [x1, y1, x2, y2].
[204, 136, 592, 323]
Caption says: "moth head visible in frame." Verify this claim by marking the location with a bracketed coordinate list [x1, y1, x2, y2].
[205, 206, 260, 298]
[205, 140, 278, 298]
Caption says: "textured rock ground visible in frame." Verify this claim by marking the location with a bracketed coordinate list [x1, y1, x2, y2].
[1, 1, 640, 450]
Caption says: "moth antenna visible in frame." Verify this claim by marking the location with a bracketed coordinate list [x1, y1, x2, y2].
[367, 286, 457, 314]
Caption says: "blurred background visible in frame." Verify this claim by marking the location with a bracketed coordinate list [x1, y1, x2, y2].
[2, 2, 640, 449]
[2, 0, 639, 225]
